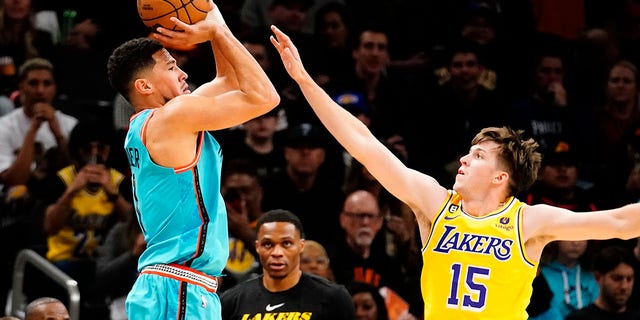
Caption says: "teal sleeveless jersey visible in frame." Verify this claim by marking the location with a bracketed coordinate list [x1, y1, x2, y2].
[125, 109, 228, 276]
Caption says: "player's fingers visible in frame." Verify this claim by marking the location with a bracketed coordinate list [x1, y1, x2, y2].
[170, 17, 191, 31]
[270, 25, 291, 44]
[269, 35, 281, 52]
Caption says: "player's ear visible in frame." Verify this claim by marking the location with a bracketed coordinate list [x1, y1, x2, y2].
[494, 171, 508, 183]
[134, 79, 152, 94]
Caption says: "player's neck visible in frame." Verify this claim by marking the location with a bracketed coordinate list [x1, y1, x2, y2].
[460, 198, 507, 217]
[262, 269, 302, 292]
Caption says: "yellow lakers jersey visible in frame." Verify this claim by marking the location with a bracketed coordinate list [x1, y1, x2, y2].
[46, 165, 125, 262]
[422, 191, 537, 320]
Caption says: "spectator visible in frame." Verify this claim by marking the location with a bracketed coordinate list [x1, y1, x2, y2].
[566, 245, 640, 319]
[0, 0, 55, 94]
[52, 16, 114, 117]
[38, 120, 132, 319]
[578, 60, 640, 208]
[330, 189, 420, 318]
[261, 122, 345, 248]
[508, 46, 577, 153]
[343, 154, 421, 278]
[0, 57, 77, 188]
[0, 57, 76, 310]
[24, 297, 69, 320]
[326, 24, 415, 141]
[220, 209, 355, 320]
[0, 92, 14, 116]
[239, 0, 341, 35]
[300, 239, 334, 282]
[414, 41, 507, 186]
[523, 140, 598, 210]
[347, 281, 388, 320]
[629, 237, 640, 310]
[312, 1, 355, 86]
[539, 240, 600, 319]
[219, 158, 265, 292]
[219, 108, 286, 183]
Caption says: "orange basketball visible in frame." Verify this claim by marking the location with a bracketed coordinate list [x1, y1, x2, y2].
[137, 0, 213, 31]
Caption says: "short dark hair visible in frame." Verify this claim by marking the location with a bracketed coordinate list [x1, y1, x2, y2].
[351, 24, 389, 51]
[221, 158, 261, 184]
[256, 209, 305, 239]
[107, 37, 164, 101]
[592, 246, 636, 275]
[472, 127, 541, 196]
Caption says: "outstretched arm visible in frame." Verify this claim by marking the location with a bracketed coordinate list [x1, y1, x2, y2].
[269, 25, 447, 225]
[525, 203, 640, 243]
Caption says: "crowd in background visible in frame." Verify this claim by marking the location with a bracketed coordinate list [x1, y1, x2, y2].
[3, 0, 640, 319]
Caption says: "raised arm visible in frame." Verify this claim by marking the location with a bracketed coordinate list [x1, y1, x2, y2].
[151, 5, 280, 132]
[269, 25, 447, 224]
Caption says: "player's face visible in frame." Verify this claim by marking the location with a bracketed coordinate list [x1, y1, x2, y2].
[150, 49, 190, 100]
[454, 141, 506, 195]
[256, 222, 304, 279]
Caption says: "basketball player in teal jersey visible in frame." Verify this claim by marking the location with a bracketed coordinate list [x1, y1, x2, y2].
[106, 6, 279, 320]
[269, 25, 640, 319]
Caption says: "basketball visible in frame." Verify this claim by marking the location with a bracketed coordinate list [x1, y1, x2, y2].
[137, 0, 214, 31]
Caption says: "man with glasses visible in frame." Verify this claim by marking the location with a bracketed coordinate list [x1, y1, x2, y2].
[330, 189, 419, 317]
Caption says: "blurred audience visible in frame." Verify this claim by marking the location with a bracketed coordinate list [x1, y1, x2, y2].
[566, 245, 640, 319]
[0, 57, 76, 311]
[261, 123, 345, 248]
[0, 0, 55, 94]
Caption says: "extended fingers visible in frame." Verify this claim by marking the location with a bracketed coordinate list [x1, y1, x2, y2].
[270, 25, 291, 45]
[154, 18, 190, 38]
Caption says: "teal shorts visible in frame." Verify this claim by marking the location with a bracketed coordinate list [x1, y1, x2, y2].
[125, 264, 220, 320]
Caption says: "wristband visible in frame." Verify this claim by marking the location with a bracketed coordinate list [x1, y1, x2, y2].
[206, 5, 225, 25]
